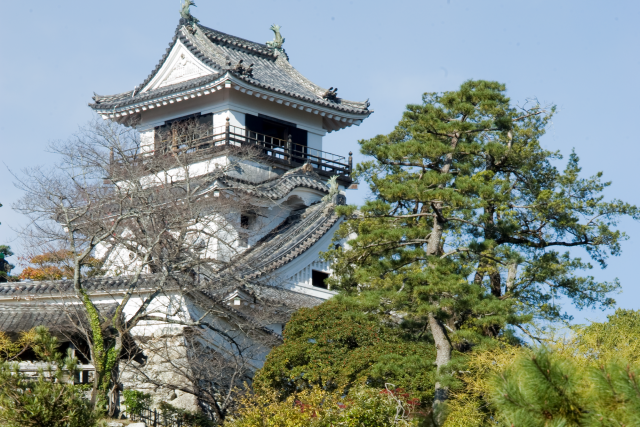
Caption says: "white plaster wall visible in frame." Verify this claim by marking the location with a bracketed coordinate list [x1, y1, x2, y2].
[213, 109, 245, 129]
[140, 129, 154, 155]
[137, 156, 229, 189]
[136, 89, 328, 149]
[307, 132, 323, 153]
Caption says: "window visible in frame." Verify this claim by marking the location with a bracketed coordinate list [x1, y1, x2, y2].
[245, 114, 307, 154]
[239, 213, 254, 248]
[154, 113, 213, 154]
[312, 270, 330, 289]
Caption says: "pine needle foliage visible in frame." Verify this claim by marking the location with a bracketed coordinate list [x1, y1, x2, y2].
[0, 326, 97, 427]
[444, 310, 640, 426]
[566, 309, 640, 365]
[324, 80, 639, 419]
[489, 348, 640, 427]
[443, 343, 522, 427]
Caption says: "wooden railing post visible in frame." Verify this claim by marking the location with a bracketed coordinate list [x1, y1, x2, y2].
[287, 135, 292, 164]
[348, 151, 353, 173]
[225, 116, 230, 145]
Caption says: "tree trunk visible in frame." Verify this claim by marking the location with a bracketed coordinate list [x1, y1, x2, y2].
[506, 263, 518, 293]
[429, 313, 452, 426]
[490, 270, 501, 297]
[424, 136, 458, 425]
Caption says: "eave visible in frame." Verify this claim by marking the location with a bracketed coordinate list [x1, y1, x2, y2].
[90, 73, 372, 132]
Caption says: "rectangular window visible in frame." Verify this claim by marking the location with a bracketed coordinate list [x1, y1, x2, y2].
[312, 270, 330, 289]
[245, 114, 307, 161]
[154, 113, 213, 154]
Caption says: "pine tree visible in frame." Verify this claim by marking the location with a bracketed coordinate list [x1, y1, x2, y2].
[489, 348, 640, 427]
[0, 326, 97, 427]
[0, 245, 14, 282]
[326, 80, 638, 423]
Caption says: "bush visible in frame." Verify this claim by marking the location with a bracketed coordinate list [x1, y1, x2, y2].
[0, 327, 97, 427]
[227, 385, 419, 427]
[159, 402, 215, 427]
[122, 390, 152, 418]
[254, 298, 436, 406]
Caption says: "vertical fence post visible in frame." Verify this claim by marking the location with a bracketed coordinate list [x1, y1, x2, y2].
[225, 116, 230, 146]
[348, 151, 353, 173]
[287, 135, 292, 164]
[154, 408, 158, 427]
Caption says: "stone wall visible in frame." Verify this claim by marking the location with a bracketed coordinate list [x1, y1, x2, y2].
[120, 326, 200, 413]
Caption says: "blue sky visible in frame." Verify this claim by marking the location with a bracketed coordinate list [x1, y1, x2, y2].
[1, 0, 638, 324]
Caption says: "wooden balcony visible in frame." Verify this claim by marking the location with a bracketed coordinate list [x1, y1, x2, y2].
[130, 119, 353, 180]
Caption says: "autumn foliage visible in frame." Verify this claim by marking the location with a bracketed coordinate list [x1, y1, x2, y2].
[18, 250, 101, 281]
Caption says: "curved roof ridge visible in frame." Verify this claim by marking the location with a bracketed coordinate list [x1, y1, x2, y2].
[89, 20, 373, 123]
[134, 22, 183, 95]
[234, 201, 340, 278]
[197, 24, 276, 57]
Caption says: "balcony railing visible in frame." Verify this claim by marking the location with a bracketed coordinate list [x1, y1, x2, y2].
[136, 119, 353, 177]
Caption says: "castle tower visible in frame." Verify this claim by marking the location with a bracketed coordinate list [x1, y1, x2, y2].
[89, 11, 372, 299]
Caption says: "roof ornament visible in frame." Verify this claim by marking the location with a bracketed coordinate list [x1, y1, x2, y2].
[301, 162, 314, 174]
[322, 175, 343, 205]
[266, 24, 285, 51]
[322, 87, 339, 102]
[179, 0, 199, 24]
[232, 59, 255, 78]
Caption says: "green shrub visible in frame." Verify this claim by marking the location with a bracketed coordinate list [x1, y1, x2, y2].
[0, 327, 97, 427]
[159, 402, 215, 427]
[122, 389, 152, 417]
[254, 298, 436, 406]
[227, 384, 419, 427]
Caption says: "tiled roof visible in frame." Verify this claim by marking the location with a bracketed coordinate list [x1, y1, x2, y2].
[200, 282, 322, 310]
[0, 276, 161, 298]
[0, 276, 323, 338]
[221, 166, 330, 200]
[90, 20, 371, 117]
[0, 303, 117, 339]
[231, 199, 341, 279]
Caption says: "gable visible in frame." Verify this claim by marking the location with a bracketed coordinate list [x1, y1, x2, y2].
[142, 40, 217, 93]
[223, 289, 254, 306]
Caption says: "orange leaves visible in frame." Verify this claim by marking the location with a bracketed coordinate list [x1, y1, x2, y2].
[17, 249, 101, 281]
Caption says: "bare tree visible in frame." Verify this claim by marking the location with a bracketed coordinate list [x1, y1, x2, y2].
[13, 115, 282, 417]
[117, 288, 290, 421]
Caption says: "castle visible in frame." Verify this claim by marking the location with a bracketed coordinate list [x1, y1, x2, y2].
[0, 6, 371, 415]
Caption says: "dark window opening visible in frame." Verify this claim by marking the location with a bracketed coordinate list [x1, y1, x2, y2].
[239, 213, 255, 248]
[154, 113, 213, 154]
[245, 114, 307, 154]
[240, 213, 255, 229]
[312, 270, 330, 289]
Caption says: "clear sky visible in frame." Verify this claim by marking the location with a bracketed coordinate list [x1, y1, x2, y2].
[1, 0, 638, 324]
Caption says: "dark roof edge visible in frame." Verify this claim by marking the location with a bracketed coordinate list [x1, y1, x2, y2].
[90, 72, 372, 118]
